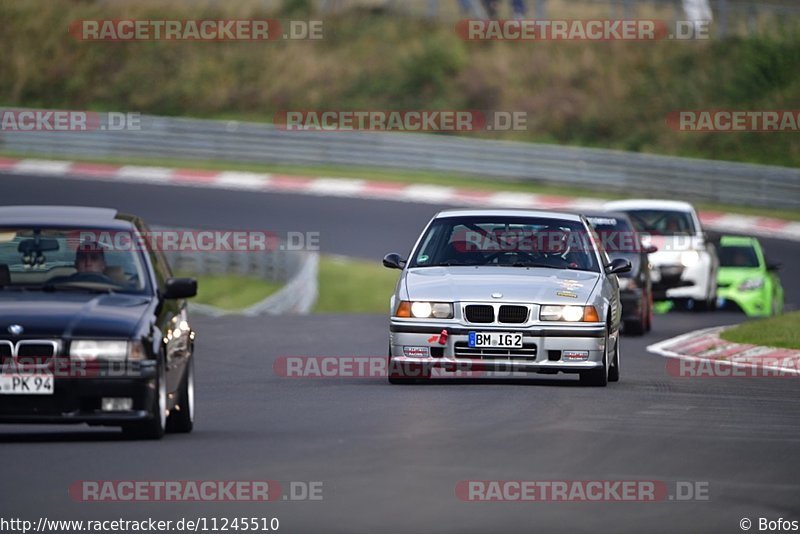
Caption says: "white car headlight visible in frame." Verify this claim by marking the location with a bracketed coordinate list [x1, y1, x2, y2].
[680, 251, 700, 267]
[394, 301, 454, 319]
[539, 305, 600, 322]
[70, 340, 145, 362]
[738, 278, 765, 291]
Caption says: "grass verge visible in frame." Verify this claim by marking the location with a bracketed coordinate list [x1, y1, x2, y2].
[184, 273, 282, 311]
[3, 151, 798, 222]
[315, 255, 398, 313]
[183, 256, 396, 314]
[720, 311, 800, 350]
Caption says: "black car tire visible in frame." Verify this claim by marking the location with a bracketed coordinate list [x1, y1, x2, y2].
[608, 334, 620, 382]
[166, 357, 195, 433]
[122, 359, 167, 440]
[624, 318, 645, 336]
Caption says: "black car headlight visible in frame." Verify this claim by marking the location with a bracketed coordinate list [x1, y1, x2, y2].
[70, 340, 146, 362]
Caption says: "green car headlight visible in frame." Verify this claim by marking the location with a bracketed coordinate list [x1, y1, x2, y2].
[738, 278, 764, 291]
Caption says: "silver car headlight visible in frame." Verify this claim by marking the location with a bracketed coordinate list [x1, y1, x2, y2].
[738, 277, 765, 291]
[394, 301, 454, 319]
[539, 305, 601, 322]
[70, 340, 146, 362]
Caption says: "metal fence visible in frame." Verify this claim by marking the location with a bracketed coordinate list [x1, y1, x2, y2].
[159, 228, 319, 316]
[1, 111, 798, 210]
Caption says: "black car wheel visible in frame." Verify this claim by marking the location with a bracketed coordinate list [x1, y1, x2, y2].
[624, 317, 645, 336]
[166, 357, 195, 433]
[608, 334, 620, 382]
[123, 359, 167, 440]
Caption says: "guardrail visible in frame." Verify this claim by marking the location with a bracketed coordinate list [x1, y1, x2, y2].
[2, 110, 798, 210]
[159, 228, 319, 316]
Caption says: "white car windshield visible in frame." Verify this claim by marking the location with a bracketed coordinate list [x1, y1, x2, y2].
[624, 209, 698, 236]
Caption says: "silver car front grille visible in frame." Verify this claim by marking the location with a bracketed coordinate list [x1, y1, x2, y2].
[453, 342, 537, 360]
[463, 304, 532, 324]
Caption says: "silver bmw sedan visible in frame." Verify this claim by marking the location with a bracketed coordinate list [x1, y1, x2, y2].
[383, 209, 631, 386]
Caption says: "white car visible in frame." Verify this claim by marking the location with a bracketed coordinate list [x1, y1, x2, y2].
[603, 200, 718, 310]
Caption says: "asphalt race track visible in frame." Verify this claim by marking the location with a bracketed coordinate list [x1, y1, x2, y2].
[1, 173, 799, 533]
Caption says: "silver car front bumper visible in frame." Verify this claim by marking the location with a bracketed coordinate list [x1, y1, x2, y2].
[389, 322, 606, 376]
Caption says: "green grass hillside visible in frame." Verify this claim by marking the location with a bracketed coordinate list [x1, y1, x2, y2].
[1, 0, 799, 166]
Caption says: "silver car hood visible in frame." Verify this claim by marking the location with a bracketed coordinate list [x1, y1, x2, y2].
[403, 266, 600, 305]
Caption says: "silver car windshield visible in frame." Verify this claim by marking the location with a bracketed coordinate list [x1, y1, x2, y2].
[409, 216, 600, 272]
[0, 227, 151, 295]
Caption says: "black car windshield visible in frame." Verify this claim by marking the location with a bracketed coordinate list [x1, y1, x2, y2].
[719, 245, 760, 268]
[0, 227, 151, 294]
[624, 209, 697, 236]
[409, 216, 600, 272]
[585, 215, 643, 253]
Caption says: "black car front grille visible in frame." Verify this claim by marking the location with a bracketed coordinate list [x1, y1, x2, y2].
[0, 341, 58, 367]
[0, 342, 12, 366]
[454, 342, 537, 360]
[464, 305, 494, 323]
[16, 343, 57, 366]
[498, 305, 528, 324]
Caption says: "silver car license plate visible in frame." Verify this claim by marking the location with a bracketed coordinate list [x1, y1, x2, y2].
[468, 332, 523, 348]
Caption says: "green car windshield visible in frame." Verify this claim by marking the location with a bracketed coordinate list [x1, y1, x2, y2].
[719, 245, 760, 268]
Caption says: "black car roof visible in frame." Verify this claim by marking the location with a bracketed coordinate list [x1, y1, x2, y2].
[0, 206, 135, 229]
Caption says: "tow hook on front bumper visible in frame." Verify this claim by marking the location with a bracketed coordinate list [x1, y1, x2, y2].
[427, 329, 448, 345]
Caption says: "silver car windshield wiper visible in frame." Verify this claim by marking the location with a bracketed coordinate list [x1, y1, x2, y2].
[509, 262, 559, 268]
[434, 261, 483, 267]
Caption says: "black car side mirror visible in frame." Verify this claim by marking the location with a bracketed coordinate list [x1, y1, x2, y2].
[766, 262, 781, 272]
[164, 277, 198, 299]
[605, 258, 632, 275]
[382, 253, 406, 270]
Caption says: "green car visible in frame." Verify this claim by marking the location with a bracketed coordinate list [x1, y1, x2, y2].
[716, 236, 784, 317]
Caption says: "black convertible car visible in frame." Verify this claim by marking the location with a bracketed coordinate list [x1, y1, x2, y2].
[0, 206, 197, 439]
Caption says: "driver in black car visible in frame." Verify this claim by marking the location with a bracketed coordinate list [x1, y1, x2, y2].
[74, 245, 107, 275]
